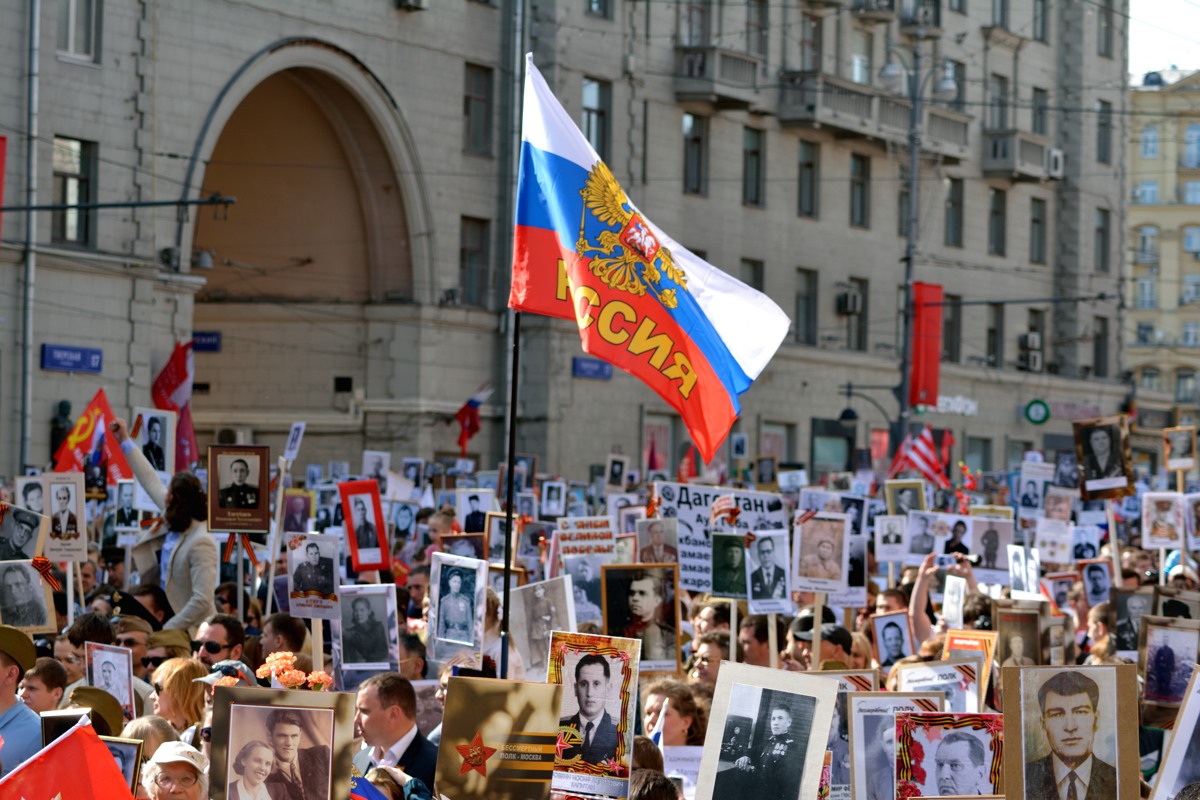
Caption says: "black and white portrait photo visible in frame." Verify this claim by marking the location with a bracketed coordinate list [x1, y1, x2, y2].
[1072, 525, 1100, 562]
[556, 651, 625, 768]
[14, 476, 43, 515]
[283, 421, 306, 464]
[710, 533, 748, 600]
[1080, 559, 1113, 608]
[428, 553, 486, 667]
[141, 414, 167, 470]
[442, 533, 485, 561]
[43, 473, 85, 563]
[1074, 416, 1132, 499]
[745, 531, 790, 615]
[338, 585, 396, 670]
[0, 505, 43, 561]
[873, 611, 914, 673]
[287, 533, 340, 621]
[1143, 622, 1199, 707]
[636, 518, 679, 564]
[456, 489, 491, 534]
[1165, 426, 1198, 473]
[1112, 589, 1152, 653]
[712, 683, 814, 797]
[217, 453, 261, 510]
[601, 564, 680, 672]
[542, 481, 566, 518]
[793, 515, 850, 594]
[516, 491, 537, 521]
[362, 450, 390, 494]
[885, 480, 925, 517]
[102, 737, 142, 791]
[755, 456, 777, 487]
[907, 512, 937, 562]
[507, 576, 575, 681]
[486, 513, 509, 563]
[874, 515, 907, 562]
[134, 406, 175, 477]
[1012, 666, 1130, 800]
[338, 480, 386, 571]
[604, 454, 629, 491]
[86, 642, 135, 719]
[1053, 451, 1080, 489]
[847, 693, 945, 800]
[306, 464, 324, 487]
[0, 559, 53, 632]
[896, 713, 1002, 797]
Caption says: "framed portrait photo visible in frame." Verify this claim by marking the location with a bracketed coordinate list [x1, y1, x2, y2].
[941, 630, 998, 694]
[338, 479, 387, 571]
[600, 563, 680, 673]
[695, 661, 837, 800]
[541, 481, 566, 519]
[1073, 415, 1134, 500]
[486, 562, 526, 597]
[894, 712, 1004, 798]
[286, 532, 340, 620]
[873, 611, 915, 676]
[1002, 664, 1139, 800]
[428, 552, 487, 667]
[0, 502, 47, 561]
[442, 532, 486, 561]
[1154, 585, 1200, 621]
[41, 708, 90, 747]
[792, 513, 850, 594]
[874, 514, 908, 562]
[1078, 557, 1113, 608]
[745, 530, 790, 615]
[86, 642, 135, 722]
[337, 583, 397, 671]
[1143, 492, 1186, 549]
[483, 512, 511, 564]
[885, 479, 926, 516]
[399, 457, 424, 489]
[113, 480, 140, 537]
[456, 487, 496, 534]
[1138, 614, 1200, 708]
[604, 454, 630, 493]
[42, 471, 86, 562]
[1165, 426, 1198, 473]
[133, 406, 175, 474]
[210, 685, 354, 800]
[0, 559, 55, 633]
[361, 449, 390, 493]
[1149, 666, 1200, 800]
[1110, 586, 1155, 656]
[514, 490, 538, 521]
[99, 735, 144, 793]
[636, 518, 679, 565]
[847, 692, 944, 800]
[281, 488, 315, 534]
[895, 658, 982, 714]
[995, 608, 1041, 672]
[207, 445, 271, 533]
[612, 533, 636, 565]
[14, 475, 45, 516]
[507, 575, 574, 682]
[710, 532, 748, 600]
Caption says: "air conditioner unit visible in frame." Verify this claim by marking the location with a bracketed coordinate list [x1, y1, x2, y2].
[1046, 148, 1065, 179]
[396, 0, 429, 9]
[1026, 351, 1044, 372]
[216, 427, 254, 445]
[836, 291, 863, 316]
[1019, 332, 1042, 351]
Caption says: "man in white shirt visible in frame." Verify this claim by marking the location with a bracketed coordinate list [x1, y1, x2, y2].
[352, 673, 437, 789]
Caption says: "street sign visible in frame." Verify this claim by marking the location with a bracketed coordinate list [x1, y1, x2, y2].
[572, 356, 612, 380]
[192, 331, 222, 352]
[1024, 399, 1051, 425]
[40, 344, 102, 374]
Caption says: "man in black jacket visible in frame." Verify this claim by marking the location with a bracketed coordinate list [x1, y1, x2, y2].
[351, 674, 437, 788]
[1024, 671, 1117, 800]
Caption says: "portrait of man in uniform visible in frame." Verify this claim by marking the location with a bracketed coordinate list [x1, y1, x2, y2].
[602, 565, 677, 666]
[637, 519, 678, 564]
[436, 567, 475, 645]
[749, 535, 787, 600]
[219, 457, 260, 509]
[0, 562, 49, 628]
[0, 508, 40, 560]
[50, 484, 79, 540]
[730, 701, 808, 794]
[292, 542, 334, 597]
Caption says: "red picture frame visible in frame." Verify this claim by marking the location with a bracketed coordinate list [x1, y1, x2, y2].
[338, 479, 388, 571]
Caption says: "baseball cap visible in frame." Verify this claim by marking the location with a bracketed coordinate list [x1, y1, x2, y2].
[193, 660, 257, 687]
[793, 622, 854, 653]
[150, 740, 209, 773]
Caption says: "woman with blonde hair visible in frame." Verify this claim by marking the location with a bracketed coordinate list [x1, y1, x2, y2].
[149, 658, 207, 737]
[120, 715, 180, 799]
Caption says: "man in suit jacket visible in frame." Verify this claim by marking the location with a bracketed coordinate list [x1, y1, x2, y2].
[749, 536, 787, 599]
[142, 417, 166, 470]
[559, 654, 619, 765]
[50, 485, 78, 539]
[351, 674, 437, 790]
[264, 709, 331, 800]
[639, 521, 678, 563]
[1024, 671, 1117, 800]
[115, 418, 217, 636]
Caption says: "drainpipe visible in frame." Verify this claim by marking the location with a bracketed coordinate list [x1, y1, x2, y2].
[21, 0, 41, 472]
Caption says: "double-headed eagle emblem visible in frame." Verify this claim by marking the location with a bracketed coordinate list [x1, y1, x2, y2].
[576, 162, 689, 309]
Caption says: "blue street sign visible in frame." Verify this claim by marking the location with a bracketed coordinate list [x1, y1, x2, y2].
[572, 356, 613, 380]
[40, 344, 102, 374]
[192, 331, 222, 352]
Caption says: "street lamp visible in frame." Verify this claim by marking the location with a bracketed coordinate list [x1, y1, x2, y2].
[879, 29, 956, 451]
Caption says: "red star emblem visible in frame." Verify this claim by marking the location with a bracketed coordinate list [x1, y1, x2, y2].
[455, 732, 497, 776]
[554, 731, 571, 759]
[923, 724, 944, 743]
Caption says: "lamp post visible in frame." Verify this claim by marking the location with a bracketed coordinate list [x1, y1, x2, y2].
[879, 27, 957, 451]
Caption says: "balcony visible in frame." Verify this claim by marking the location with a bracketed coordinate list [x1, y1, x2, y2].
[674, 46, 763, 109]
[851, 0, 896, 22]
[981, 129, 1052, 181]
[778, 71, 970, 161]
[899, 0, 942, 35]
[1134, 248, 1160, 265]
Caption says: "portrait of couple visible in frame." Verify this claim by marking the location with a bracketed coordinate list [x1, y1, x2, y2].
[225, 705, 334, 800]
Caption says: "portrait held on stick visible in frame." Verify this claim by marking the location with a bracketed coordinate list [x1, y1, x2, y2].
[208, 445, 271, 533]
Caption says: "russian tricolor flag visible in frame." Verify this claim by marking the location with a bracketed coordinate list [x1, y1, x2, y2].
[456, 384, 495, 455]
[509, 55, 789, 463]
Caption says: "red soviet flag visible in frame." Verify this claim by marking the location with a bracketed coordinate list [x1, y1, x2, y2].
[0, 716, 134, 798]
[909, 282, 943, 409]
[52, 388, 131, 484]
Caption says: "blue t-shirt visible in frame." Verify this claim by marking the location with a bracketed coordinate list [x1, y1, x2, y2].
[0, 698, 42, 776]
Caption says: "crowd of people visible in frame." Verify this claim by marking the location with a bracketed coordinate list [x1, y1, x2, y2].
[2, 421, 1199, 800]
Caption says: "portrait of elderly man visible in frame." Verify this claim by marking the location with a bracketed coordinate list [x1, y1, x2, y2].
[749, 535, 787, 600]
[639, 520, 677, 564]
[1024, 671, 1117, 800]
[558, 654, 620, 765]
[798, 530, 841, 581]
[1115, 593, 1149, 651]
[932, 731, 991, 795]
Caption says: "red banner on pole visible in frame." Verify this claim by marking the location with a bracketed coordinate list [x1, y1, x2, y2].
[52, 388, 132, 484]
[909, 282, 944, 409]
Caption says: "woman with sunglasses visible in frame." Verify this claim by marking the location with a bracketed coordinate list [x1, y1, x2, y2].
[150, 658, 207, 740]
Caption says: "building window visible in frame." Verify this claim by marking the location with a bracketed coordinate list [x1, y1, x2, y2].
[1142, 125, 1160, 158]
[1183, 274, 1200, 304]
[947, 61, 967, 113]
[987, 303, 1004, 367]
[1136, 277, 1158, 309]
[1179, 370, 1198, 404]
[1092, 317, 1109, 378]
[1094, 208, 1110, 272]
[851, 31, 872, 86]
[1186, 182, 1200, 204]
[743, 127, 765, 207]
[1138, 226, 1159, 262]
[51, 136, 95, 246]
[740, 259, 764, 291]
[1032, 0, 1047, 41]
[459, 217, 490, 307]
[760, 422, 793, 463]
[798, 141, 819, 218]
[586, 0, 611, 18]
[57, 0, 98, 60]
[988, 188, 1006, 256]
[944, 178, 963, 247]
[1136, 323, 1154, 345]
[1187, 125, 1200, 169]
[800, 14, 822, 71]
[1098, 0, 1113, 58]
[1141, 367, 1161, 390]
[1185, 226, 1200, 253]
[991, 0, 1008, 28]
[966, 437, 993, 472]
[1186, 323, 1200, 348]
[795, 268, 818, 345]
[949, 0, 965, 12]
[898, 168, 910, 237]
[581, 78, 610, 161]
[1137, 181, 1160, 204]
[1029, 197, 1046, 264]
[1096, 100, 1112, 164]
[746, 0, 768, 57]
[942, 294, 961, 363]
[848, 277, 868, 352]
[850, 154, 870, 228]
[1032, 88, 1049, 136]
[682, 2, 707, 46]
[463, 64, 493, 156]
[988, 74, 1008, 129]
[682, 113, 708, 195]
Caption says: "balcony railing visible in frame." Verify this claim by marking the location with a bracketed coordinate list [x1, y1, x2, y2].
[1134, 248, 1160, 265]
[982, 129, 1052, 180]
[674, 46, 762, 108]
